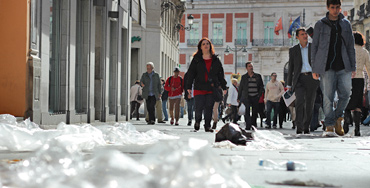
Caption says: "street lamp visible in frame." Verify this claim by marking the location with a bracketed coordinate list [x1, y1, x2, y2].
[176, 14, 194, 31]
[225, 45, 248, 73]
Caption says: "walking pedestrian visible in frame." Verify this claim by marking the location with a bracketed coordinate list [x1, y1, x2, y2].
[185, 37, 227, 132]
[140, 62, 162, 125]
[237, 62, 264, 130]
[184, 72, 195, 126]
[164, 67, 184, 126]
[311, 0, 356, 136]
[287, 28, 320, 134]
[130, 80, 143, 120]
[264, 72, 285, 129]
[226, 78, 239, 124]
[161, 78, 169, 122]
[343, 31, 370, 136]
[278, 81, 288, 129]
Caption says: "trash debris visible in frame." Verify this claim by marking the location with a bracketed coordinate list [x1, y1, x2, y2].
[215, 123, 253, 145]
[259, 159, 307, 171]
[246, 128, 301, 150]
[141, 138, 251, 188]
[213, 140, 238, 149]
[0, 115, 179, 151]
[266, 179, 340, 187]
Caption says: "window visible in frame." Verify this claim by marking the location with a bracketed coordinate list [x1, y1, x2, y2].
[263, 75, 271, 89]
[75, 0, 90, 114]
[212, 22, 223, 45]
[49, 0, 63, 113]
[188, 22, 199, 46]
[236, 22, 247, 45]
[237, 55, 246, 68]
[264, 22, 274, 44]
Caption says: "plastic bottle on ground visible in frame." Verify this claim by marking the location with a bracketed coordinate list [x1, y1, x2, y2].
[259, 159, 307, 171]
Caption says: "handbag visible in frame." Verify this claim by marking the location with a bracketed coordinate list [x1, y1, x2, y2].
[136, 86, 143, 101]
[202, 61, 223, 102]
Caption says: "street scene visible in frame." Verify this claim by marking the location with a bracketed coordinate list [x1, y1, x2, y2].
[1, 0, 370, 187]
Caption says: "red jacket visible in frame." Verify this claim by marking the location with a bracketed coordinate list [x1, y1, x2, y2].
[164, 76, 184, 97]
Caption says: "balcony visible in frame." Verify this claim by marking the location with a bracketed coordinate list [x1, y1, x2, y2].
[187, 39, 199, 46]
[358, 3, 365, 22]
[211, 39, 223, 46]
[367, 0, 370, 17]
[252, 39, 291, 47]
[235, 39, 248, 46]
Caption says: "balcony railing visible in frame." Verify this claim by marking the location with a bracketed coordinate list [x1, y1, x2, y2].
[211, 39, 223, 46]
[235, 39, 248, 45]
[187, 39, 199, 46]
[252, 39, 291, 47]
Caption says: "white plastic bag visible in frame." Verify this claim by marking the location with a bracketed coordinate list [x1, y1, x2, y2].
[238, 104, 246, 115]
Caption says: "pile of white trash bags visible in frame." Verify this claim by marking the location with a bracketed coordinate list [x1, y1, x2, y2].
[0, 114, 250, 188]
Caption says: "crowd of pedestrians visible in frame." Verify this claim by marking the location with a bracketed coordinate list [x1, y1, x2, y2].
[129, 0, 370, 136]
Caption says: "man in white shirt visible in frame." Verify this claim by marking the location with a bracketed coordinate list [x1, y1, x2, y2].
[264, 72, 284, 128]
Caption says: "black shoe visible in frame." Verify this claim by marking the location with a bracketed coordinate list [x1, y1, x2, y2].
[279, 125, 283, 129]
[265, 125, 271, 129]
[212, 122, 217, 129]
[158, 121, 166, 123]
[187, 121, 192, 126]
[205, 128, 214, 132]
[175, 122, 179, 126]
[304, 131, 310, 134]
[136, 118, 140, 121]
[221, 118, 226, 123]
[194, 122, 200, 131]
[147, 120, 155, 125]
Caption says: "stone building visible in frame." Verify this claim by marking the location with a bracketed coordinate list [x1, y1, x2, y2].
[349, 0, 370, 49]
[180, 0, 353, 86]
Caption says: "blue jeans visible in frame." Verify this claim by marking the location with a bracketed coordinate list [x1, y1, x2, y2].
[321, 69, 352, 126]
[162, 100, 168, 121]
[187, 98, 195, 121]
[266, 101, 280, 126]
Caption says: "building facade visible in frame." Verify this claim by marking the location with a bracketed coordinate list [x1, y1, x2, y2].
[180, 0, 353, 85]
[349, 0, 370, 50]
[131, 0, 185, 82]
[0, 0, 184, 125]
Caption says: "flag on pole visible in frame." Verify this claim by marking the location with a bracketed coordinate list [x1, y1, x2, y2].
[274, 17, 283, 35]
[288, 16, 301, 38]
[287, 17, 293, 38]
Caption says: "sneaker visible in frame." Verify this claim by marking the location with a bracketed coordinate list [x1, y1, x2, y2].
[170, 119, 174, 125]
[334, 117, 345, 136]
[187, 120, 192, 126]
[265, 125, 271, 129]
[194, 122, 200, 131]
[326, 126, 334, 132]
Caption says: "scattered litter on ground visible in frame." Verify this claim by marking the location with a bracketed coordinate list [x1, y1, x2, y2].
[0, 138, 250, 188]
[266, 179, 341, 187]
[141, 138, 251, 188]
[246, 128, 301, 150]
[0, 114, 179, 151]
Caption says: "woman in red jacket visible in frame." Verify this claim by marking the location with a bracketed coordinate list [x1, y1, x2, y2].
[164, 67, 184, 125]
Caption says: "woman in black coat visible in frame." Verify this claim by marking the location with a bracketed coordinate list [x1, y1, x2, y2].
[185, 37, 227, 132]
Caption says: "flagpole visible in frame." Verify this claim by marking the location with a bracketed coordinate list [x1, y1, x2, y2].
[282, 15, 285, 46]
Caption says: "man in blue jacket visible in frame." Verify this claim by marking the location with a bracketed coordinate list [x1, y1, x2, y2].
[311, 0, 356, 136]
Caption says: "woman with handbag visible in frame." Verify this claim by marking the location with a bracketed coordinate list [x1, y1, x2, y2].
[226, 78, 239, 124]
[185, 37, 227, 132]
[129, 80, 143, 120]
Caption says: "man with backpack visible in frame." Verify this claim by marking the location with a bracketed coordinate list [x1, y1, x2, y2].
[164, 67, 184, 125]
